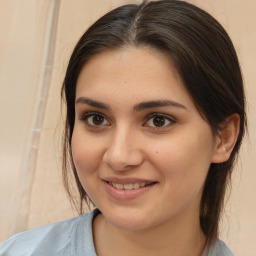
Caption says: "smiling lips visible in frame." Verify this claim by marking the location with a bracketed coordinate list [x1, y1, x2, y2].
[108, 181, 154, 190]
[102, 178, 158, 200]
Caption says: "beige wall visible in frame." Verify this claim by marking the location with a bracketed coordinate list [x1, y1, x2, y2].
[0, 0, 255, 254]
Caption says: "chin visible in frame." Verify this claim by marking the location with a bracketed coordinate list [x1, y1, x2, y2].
[110, 218, 151, 232]
[101, 207, 159, 232]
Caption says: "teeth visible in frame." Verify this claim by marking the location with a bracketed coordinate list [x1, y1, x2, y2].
[123, 184, 133, 190]
[111, 182, 151, 190]
[115, 183, 124, 189]
[140, 182, 146, 187]
[133, 183, 140, 189]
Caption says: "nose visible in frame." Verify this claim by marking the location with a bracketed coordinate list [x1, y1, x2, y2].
[103, 127, 144, 171]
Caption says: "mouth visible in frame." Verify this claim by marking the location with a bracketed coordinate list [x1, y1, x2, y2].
[104, 181, 157, 190]
[102, 179, 158, 200]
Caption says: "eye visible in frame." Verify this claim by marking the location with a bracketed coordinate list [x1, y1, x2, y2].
[144, 114, 175, 128]
[80, 112, 110, 127]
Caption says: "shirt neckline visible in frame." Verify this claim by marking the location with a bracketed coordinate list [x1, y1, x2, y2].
[72, 209, 100, 256]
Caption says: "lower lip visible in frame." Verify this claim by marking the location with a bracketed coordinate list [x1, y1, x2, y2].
[103, 181, 157, 200]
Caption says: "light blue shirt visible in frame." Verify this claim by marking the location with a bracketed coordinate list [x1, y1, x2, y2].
[0, 209, 234, 255]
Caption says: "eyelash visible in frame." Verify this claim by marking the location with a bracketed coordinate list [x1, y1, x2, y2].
[79, 111, 176, 128]
[79, 112, 110, 127]
[145, 113, 176, 128]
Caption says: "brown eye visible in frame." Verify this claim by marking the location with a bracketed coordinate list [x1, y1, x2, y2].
[92, 115, 105, 125]
[153, 116, 166, 127]
[144, 114, 174, 128]
[81, 113, 109, 126]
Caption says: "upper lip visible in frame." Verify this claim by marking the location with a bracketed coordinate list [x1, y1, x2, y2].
[102, 177, 158, 184]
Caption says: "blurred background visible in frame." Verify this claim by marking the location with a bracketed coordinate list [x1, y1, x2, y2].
[0, 0, 255, 254]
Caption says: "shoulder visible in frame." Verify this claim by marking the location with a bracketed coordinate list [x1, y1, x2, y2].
[0, 210, 97, 256]
[205, 239, 234, 256]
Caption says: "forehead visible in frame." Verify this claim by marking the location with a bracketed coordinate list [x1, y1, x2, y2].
[75, 46, 195, 110]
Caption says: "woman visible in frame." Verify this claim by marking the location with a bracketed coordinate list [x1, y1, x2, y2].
[0, 0, 246, 255]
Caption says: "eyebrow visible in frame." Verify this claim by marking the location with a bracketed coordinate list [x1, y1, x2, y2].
[75, 97, 186, 111]
[76, 97, 109, 109]
[134, 100, 186, 112]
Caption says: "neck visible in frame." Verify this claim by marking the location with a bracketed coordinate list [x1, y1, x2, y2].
[93, 208, 206, 256]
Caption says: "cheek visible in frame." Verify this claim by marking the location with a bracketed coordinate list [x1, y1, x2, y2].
[71, 129, 104, 177]
[150, 135, 213, 215]
[149, 133, 213, 189]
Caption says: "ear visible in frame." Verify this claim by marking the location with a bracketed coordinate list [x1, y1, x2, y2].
[211, 113, 240, 163]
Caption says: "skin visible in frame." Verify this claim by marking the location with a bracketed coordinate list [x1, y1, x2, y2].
[71, 47, 239, 256]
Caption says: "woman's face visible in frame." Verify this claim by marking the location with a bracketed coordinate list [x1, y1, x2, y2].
[72, 47, 218, 231]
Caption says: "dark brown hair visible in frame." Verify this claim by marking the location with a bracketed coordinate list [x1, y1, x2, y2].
[61, 0, 246, 245]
